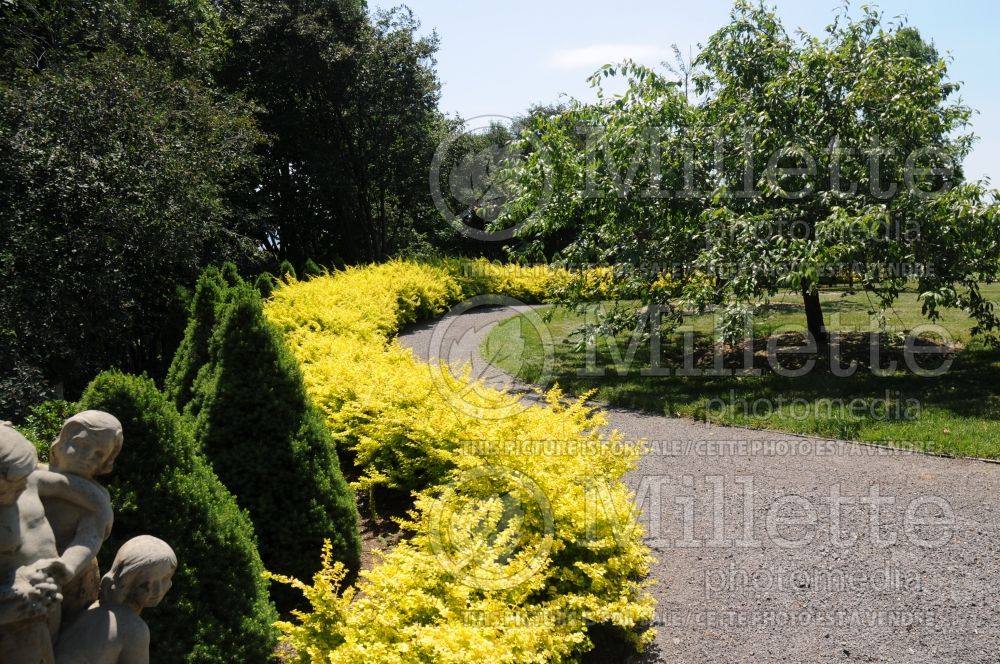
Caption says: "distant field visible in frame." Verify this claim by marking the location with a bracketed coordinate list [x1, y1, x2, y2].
[483, 285, 1000, 459]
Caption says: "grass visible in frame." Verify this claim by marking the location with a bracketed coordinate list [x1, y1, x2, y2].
[482, 286, 1000, 459]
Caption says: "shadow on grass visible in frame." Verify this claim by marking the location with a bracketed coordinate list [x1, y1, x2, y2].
[520, 327, 1000, 458]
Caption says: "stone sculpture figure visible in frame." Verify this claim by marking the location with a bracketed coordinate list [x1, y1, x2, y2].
[54, 536, 177, 664]
[0, 423, 113, 663]
[42, 411, 121, 623]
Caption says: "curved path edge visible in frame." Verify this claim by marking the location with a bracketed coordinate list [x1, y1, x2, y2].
[398, 305, 1000, 664]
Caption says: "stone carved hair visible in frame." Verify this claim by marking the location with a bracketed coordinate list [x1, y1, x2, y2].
[99, 536, 177, 606]
[0, 422, 37, 481]
[51, 410, 124, 475]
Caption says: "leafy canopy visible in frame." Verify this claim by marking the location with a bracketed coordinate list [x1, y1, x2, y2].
[499, 2, 1000, 342]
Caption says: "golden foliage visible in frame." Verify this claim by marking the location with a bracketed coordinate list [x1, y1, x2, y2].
[264, 261, 656, 662]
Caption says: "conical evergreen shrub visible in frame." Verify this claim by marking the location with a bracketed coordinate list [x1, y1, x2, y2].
[254, 272, 278, 299]
[277, 260, 296, 280]
[220, 261, 243, 287]
[189, 285, 360, 609]
[79, 371, 278, 664]
[164, 266, 229, 412]
[301, 258, 322, 278]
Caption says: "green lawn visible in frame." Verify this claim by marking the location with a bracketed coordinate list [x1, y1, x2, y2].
[482, 286, 1000, 459]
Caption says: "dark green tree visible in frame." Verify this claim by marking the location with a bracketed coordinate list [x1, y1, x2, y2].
[354, 8, 446, 260]
[219, 1, 445, 264]
[0, 338, 55, 423]
[0, 51, 262, 403]
[188, 285, 360, 609]
[79, 371, 278, 664]
[500, 2, 1000, 343]
[690, 2, 994, 341]
[501, 63, 701, 300]
[0, 0, 228, 78]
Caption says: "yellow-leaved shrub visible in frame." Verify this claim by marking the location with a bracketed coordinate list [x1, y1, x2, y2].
[437, 258, 574, 303]
[264, 261, 656, 662]
[266, 260, 462, 342]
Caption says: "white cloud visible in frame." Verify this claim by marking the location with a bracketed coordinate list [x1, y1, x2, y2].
[547, 43, 670, 70]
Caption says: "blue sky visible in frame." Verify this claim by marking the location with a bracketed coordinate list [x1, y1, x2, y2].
[370, 0, 998, 183]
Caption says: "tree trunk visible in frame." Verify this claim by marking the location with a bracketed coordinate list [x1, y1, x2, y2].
[802, 285, 828, 345]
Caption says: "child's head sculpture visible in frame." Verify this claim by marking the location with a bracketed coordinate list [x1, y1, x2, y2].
[0, 422, 37, 505]
[100, 536, 177, 614]
[50, 411, 123, 478]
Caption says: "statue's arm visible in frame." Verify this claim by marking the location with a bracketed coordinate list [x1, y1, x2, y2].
[34, 470, 110, 515]
[33, 471, 113, 581]
[57, 512, 110, 583]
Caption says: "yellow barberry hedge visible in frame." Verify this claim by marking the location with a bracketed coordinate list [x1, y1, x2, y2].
[437, 257, 575, 303]
[436, 258, 656, 303]
[264, 260, 656, 662]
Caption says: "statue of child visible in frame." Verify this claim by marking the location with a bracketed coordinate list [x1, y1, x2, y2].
[54, 536, 177, 664]
[0, 423, 113, 663]
[43, 411, 122, 623]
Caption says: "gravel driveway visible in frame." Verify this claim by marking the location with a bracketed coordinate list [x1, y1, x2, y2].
[398, 304, 1000, 664]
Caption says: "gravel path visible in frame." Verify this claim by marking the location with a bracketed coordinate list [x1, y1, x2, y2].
[397, 305, 1000, 664]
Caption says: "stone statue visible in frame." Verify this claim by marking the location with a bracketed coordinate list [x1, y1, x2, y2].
[54, 536, 177, 664]
[0, 423, 113, 663]
[43, 411, 121, 623]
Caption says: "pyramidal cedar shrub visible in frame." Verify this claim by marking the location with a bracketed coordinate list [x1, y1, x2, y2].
[164, 265, 229, 413]
[254, 271, 279, 299]
[264, 260, 656, 663]
[187, 281, 361, 611]
[78, 371, 278, 664]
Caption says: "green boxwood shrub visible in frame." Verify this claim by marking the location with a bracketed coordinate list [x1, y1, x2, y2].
[14, 399, 75, 462]
[79, 371, 278, 664]
[189, 285, 361, 609]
